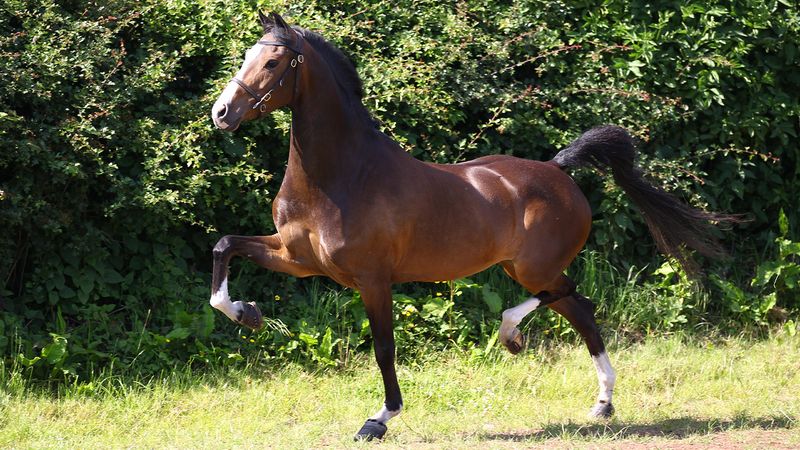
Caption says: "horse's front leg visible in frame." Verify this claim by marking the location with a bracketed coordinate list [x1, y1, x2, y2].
[210, 234, 315, 329]
[355, 280, 402, 441]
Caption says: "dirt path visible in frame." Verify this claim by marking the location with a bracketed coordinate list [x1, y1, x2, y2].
[464, 428, 800, 449]
[535, 429, 800, 449]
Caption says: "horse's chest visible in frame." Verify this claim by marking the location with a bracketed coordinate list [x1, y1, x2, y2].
[274, 196, 357, 282]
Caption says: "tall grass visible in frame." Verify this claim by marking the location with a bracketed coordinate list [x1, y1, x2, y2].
[571, 250, 710, 336]
[6, 248, 796, 384]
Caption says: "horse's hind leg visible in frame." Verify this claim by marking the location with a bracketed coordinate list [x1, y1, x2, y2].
[499, 270, 616, 418]
[547, 292, 616, 418]
[498, 273, 575, 354]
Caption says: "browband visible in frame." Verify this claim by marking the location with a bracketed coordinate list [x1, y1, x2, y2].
[257, 40, 303, 55]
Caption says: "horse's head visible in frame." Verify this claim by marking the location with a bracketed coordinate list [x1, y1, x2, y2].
[211, 12, 304, 131]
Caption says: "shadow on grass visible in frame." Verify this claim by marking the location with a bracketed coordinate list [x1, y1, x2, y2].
[480, 414, 797, 442]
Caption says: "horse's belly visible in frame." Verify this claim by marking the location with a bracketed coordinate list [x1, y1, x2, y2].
[390, 223, 515, 283]
[391, 258, 500, 284]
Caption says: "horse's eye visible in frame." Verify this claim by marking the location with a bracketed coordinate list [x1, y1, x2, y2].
[265, 59, 279, 69]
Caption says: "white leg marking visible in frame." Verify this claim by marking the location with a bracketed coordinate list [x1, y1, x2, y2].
[209, 278, 239, 322]
[501, 297, 541, 328]
[370, 403, 402, 424]
[592, 351, 616, 404]
[499, 297, 541, 349]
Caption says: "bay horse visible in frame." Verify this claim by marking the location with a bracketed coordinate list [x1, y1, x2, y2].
[209, 12, 733, 440]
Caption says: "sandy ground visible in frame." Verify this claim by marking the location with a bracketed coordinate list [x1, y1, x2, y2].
[478, 429, 800, 449]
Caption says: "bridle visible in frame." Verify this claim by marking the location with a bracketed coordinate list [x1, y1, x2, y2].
[232, 33, 305, 112]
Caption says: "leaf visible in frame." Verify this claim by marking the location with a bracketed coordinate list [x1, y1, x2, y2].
[18, 354, 41, 367]
[713, 275, 745, 304]
[481, 285, 503, 313]
[298, 332, 318, 346]
[42, 335, 68, 366]
[165, 327, 191, 340]
[59, 285, 76, 299]
[484, 330, 499, 354]
[778, 209, 789, 237]
[227, 353, 244, 362]
[779, 239, 800, 258]
[759, 293, 777, 314]
[614, 213, 633, 231]
[785, 42, 796, 62]
[319, 327, 335, 360]
[628, 60, 644, 77]
[104, 269, 125, 284]
[752, 260, 783, 287]
[422, 297, 452, 319]
[197, 306, 215, 338]
[785, 320, 797, 337]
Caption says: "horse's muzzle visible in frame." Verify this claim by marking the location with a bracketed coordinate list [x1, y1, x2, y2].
[211, 101, 240, 131]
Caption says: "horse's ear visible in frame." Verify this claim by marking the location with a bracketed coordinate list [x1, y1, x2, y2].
[271, 12, 290, 30]
[258, 10, 272, 32]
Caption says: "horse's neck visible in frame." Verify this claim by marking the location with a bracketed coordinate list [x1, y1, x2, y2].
[287, 116, 371, 187]
[284, 58, 378, 190]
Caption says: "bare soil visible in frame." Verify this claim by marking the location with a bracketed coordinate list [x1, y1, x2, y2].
[473, 424, 800, 449]
[533, 429, 799, 449]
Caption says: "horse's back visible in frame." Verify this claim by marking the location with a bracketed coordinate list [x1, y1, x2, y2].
[434, 155, 591, 226]
[396, 155, 592, 280]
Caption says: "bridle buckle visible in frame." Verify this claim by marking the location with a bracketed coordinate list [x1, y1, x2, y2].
[230, 33, 305, 112]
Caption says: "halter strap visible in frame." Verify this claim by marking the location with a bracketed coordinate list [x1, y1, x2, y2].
[257, 40, 303, 55]
[231, 33, 305, 112]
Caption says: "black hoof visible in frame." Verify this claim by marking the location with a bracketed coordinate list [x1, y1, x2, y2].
[503, 328, 525, 355]
[589, 401, 615, 419]
[354, 419, 387, 441]
[235, 301, 264, 330]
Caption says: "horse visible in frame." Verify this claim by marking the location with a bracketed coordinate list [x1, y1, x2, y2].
[209, 12, 734, 441]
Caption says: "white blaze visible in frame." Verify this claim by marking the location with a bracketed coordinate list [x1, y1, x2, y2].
[212, 44, 264, 117]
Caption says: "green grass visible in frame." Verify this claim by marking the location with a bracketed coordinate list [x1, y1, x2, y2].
[2, 334, 798, 449]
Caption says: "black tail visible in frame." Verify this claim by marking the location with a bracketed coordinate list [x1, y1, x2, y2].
[553, 125, 741, 274]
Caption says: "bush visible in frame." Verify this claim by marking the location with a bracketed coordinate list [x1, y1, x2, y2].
[1, 0, 798, 380]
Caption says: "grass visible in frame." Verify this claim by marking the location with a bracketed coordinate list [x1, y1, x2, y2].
[1, 333, 798, 449]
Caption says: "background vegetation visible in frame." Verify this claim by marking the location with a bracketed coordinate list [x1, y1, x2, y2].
[1, 0, 798, 383]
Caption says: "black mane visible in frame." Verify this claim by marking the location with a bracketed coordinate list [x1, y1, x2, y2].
[264, 22, 377, 128]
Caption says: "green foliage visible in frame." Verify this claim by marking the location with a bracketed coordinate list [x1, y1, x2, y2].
[712, 209, 800, 325]
[0, 0, 798, 381]
[752, 210, 800, 302]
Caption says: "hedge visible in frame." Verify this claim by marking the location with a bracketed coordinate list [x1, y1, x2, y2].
[1, 0, 798, 379]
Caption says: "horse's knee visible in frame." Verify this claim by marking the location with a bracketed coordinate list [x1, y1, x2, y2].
[213, 235, 233, 259]
[373, 341, 395, 364]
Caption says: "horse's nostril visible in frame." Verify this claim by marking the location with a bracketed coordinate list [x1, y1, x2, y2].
[216, 104, 228, 119]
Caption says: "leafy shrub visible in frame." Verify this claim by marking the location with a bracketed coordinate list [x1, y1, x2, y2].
[0, 0, 798, 380]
